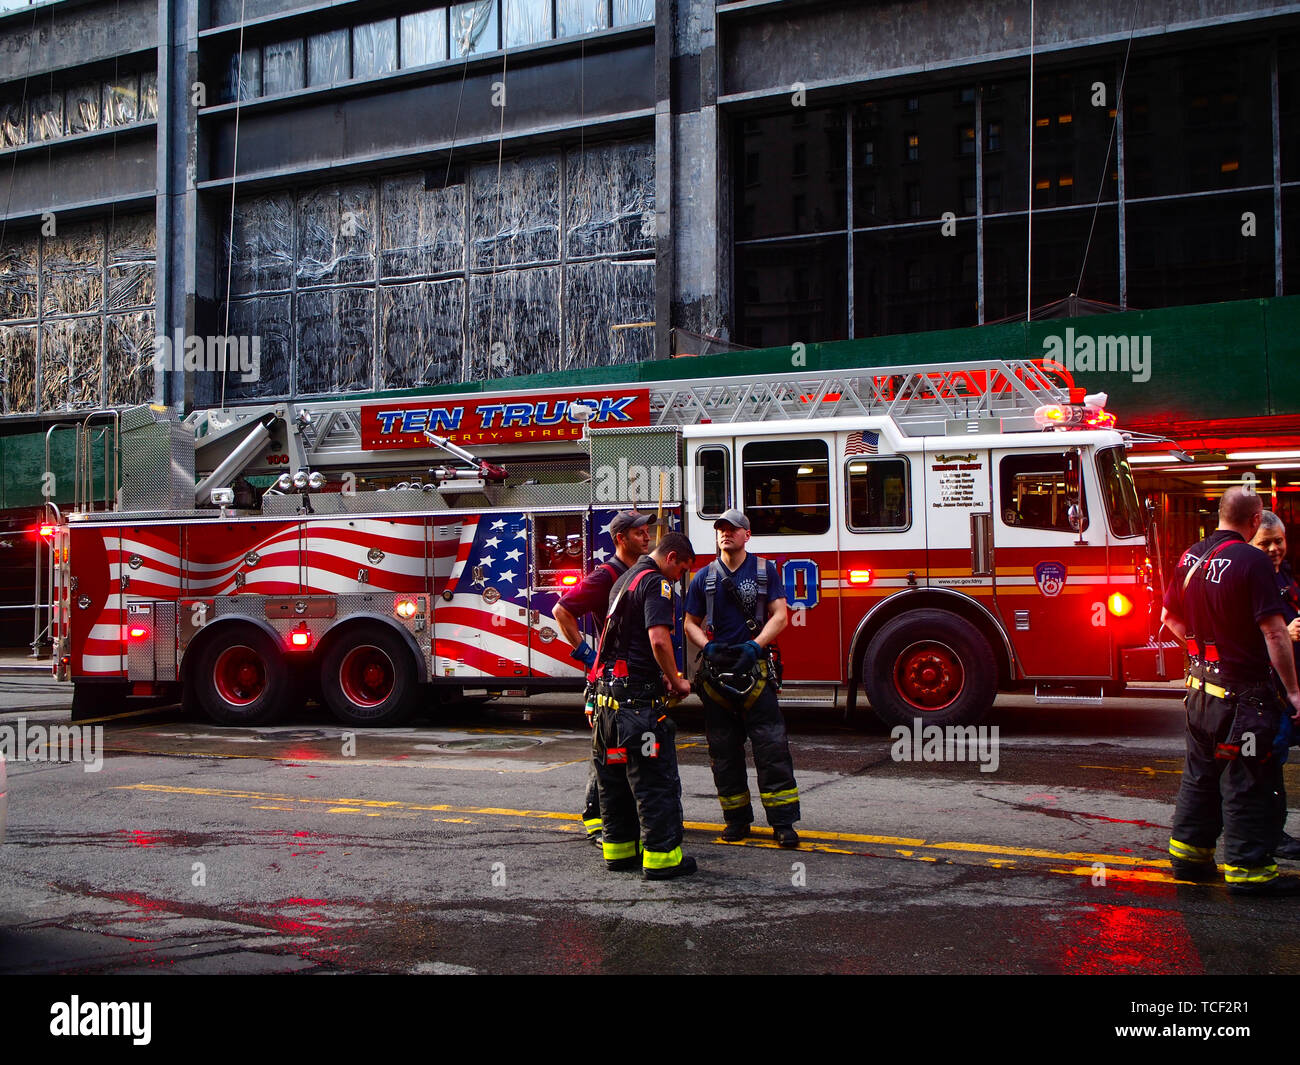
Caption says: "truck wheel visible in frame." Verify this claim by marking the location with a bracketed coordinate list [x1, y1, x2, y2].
[192, 626, 288, 726]
[862, 610, 996, 728]
[319, 626, 416, 726]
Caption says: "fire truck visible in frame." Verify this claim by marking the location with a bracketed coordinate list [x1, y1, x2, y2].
[43, 358, 1165, 729]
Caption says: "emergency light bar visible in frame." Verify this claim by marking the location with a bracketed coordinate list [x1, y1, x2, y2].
[1033, 391, 1116, 430]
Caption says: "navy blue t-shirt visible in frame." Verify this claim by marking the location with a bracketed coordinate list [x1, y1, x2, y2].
[1163, 530, 1284, 685]
[684, 553, 785, 644]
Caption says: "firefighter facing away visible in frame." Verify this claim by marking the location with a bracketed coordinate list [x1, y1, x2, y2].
[1161, 487, 1300, 896]
[553, 510, 656, 843]
[684, 508, 801, 848]
[590, 531, 697, 879]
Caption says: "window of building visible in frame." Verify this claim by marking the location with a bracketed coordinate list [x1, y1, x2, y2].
[558, 0, 608, 36]
[846, 456, 910, 531]
[263, 39, 305, 96]
[505, 0, 553, 47]
[612, 0, 654, 24]
[957, 124, 975, 155]
[792, 142, 807, 177]
[353, 19, 398, 78]
[905, 132, 919, 162]
[986, 121, 1002, 152]
[695, 447, 731, 519]
[401, 10, 449, 68]
[741, 439, 830, 536]
[451, 0, 498, 56]
[999, 453, 1081, 533]
[308, 29, 349, 86]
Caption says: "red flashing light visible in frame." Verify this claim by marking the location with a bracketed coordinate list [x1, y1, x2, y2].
[289, 625, 312, 649]
[37, 523, 55, 539]
[560, 573, 580, 587]
[848, 569, 874, 585]
[1107, 592, 1134, 618]
[128, 625, 149, 640]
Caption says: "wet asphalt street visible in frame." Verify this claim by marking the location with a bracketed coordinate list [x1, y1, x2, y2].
[1, 676, 1298, 978]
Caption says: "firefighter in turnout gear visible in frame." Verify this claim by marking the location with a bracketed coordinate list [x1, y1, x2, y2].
[590, 531, 697, 880]
[554, 510, 656, 844]
[1161, 488, 1300, 896]
[684, 509, 801, 848]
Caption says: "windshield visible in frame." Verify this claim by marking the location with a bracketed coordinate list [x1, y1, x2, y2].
[1096, 447, 1144, 538]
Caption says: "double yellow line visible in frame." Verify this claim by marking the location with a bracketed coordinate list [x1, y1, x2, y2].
[116, 783, 1186, 884]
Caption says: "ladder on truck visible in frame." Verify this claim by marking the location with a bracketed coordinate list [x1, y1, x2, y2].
[185, 357, 1076, 480]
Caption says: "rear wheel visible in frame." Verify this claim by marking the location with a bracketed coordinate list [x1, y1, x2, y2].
[319, 626, 417, 726]
[192, 626, 288, 726]
[863, 610, 996, 728]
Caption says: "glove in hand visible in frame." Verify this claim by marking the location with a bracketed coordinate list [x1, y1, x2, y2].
[570, 642, 597, 668]
[703, 641, 731, 664]
[732, 640, 761, 673]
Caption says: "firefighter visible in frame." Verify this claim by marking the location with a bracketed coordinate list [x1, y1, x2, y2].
[590, 531, 697, 880]
[553, 510, 656, 843]
[1250, 509, 1300, 859]
[1161, 487, 1300, 895]
[683, 508, 801, 848]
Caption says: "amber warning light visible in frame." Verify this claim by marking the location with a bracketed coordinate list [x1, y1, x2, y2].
[1033, 391, 1116, 431]
[395, 598, 418, 619]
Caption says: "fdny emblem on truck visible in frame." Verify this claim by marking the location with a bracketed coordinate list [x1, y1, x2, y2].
[1033, 561, 1068, 597]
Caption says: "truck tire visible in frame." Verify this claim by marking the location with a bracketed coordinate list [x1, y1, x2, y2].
[319, 626, 416, 727]
[192, 625, 288, 726]
[862, 610, 997, 728]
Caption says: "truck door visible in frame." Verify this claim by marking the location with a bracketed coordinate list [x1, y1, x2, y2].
[990, 447, 1112, 678]
[527, 510, 586, 679]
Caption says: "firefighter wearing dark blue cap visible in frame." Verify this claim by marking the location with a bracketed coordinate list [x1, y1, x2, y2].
[684, 508, 802, 848]
[554, 510, 655, 843]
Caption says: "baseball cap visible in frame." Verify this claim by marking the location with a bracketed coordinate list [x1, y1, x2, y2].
[609, 510, 657, 537]
[713, 508, 751, 531]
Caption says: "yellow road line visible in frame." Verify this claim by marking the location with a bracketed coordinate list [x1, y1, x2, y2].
[116, 782, 1181, 875]
[1078, 764, 1182, 776]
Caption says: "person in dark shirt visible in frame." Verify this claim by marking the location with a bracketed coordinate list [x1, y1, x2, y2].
[590, 531, 697, 880]
[1161, 488, 1300, 895]
[1250, 509, 1300, 858]
[554, 510, 655, 843]
[684, 508, 801, 848]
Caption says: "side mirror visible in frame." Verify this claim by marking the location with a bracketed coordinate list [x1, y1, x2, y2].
[1068, 503, 1084, 532]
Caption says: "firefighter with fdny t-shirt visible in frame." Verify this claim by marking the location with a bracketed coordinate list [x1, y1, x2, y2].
[1161, 487, 1300, 896]
[590, 532, 696, 880]
[684, 508, 801, 848]
[553, 510, 656, 843]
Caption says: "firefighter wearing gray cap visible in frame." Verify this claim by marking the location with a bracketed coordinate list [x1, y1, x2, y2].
[554, 510, 655, 842]
[684, 508, 801, 848]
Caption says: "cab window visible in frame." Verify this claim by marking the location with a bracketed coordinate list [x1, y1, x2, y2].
[999, 454, 1081, 532]
[846, 457, 910, 531]
[741, 439, 830, 536]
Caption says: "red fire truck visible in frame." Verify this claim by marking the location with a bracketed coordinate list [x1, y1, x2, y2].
[44, 358, 1165, 729]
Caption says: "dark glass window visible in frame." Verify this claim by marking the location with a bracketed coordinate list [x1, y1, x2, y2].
[1285, 187, 1300, 297]
[534, 514, 585, 590]
[846, 457, 910, 531]
[734, 108, 845, 240]
[734, 236, 848, 349]
[1282, 35, 1300, 182]
[1126, 193, 1274, 309]
[855, 227, 977, 337]
[741, 439, 830, 537]
[1123, 42, 1272, 197]
[1029, 66, 1117, 208]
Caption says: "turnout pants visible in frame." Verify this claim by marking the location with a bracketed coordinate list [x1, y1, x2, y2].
[592, 678, 688, 873]
[698, 661, 800, 827]
[1170, 677, 1287, 885]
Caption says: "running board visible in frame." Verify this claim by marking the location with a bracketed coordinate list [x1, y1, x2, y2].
[1033, 684, 1104, 705]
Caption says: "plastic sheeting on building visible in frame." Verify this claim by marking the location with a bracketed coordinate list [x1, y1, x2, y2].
[558, 0, 608, 37]
[140, 72, 159, 122]
[29, 92, 62, 142]
[504, 0, 553, 48]
[263, 39, 305, 97]
[613, 0, 654, 25]
[65, 82, 101, 135]
[219, 138, 655, 399]
[1, 99, 25, 148]
[308, 29, 349, 86]
[0, 213, 156, 415]
[451, 1, 497, 57]
[400, 10, 448, 68]
[104, 74, 140, 125]
[352, 19, 398, 79]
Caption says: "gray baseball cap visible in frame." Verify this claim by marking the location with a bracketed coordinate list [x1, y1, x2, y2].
[713, 508, 750, 531]
[610, 510, 657, 536]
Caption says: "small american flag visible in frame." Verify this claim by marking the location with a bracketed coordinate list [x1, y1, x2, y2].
[845, 430, 879, 456]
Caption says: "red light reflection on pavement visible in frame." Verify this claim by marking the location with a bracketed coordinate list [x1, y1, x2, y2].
[1053, 893, 1202, 975]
